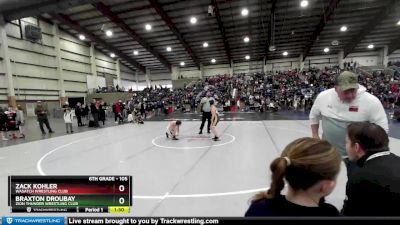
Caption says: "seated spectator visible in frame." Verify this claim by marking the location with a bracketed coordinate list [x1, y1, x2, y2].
[245, 137, 341, 216]
[342, 122, 400, 216]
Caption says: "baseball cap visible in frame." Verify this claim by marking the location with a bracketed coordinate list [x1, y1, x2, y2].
[336, 71, 359, 91]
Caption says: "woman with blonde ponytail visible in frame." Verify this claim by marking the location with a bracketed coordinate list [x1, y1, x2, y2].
[245, 137, 341, 216]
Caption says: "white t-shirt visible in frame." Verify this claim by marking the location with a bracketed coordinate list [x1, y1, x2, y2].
[201, 97, 215, 112]
[310, 85, 388, 155]
[64, 111, 73, 123]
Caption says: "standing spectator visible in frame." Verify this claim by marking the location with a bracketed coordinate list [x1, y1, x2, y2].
[0, 108, 8, 141]
[121, 102, 126, 121]
[342, 122, 400, 216]
[140, 101, 146, 119]
[75, 102, 83, 127]
[96, 100, 102, 125]
[157, 100, 164, 116]
[245, 138, 341, 216]
[63, 107, 74, 134]
[199, 92, 214, 134]
[310, 71, 388, 157]
[112, 103, 117, 123]
[99, 102, 106, 125]
[115, 100, 122, 124]
[35, 101, 54, 135]
[82, 104, 89, 123]
[191, 98, 196, 112]
[15, 105, 25, 138]
[90, 99, 99, 128]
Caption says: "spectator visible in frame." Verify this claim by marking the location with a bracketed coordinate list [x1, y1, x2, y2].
[88, 66, 398, 118]
[245, 137, 341, 217]
[112, 103, 117, 123]
[15, 105, 25, 138]
[82, 104, 89, 123]
[34, 101, 54, 135]
[342, 122, 400, 216]
[99, 101, 106, 125]
[75, 102, 83, 127]
[114, 100, 123, 124]
[140, 101, 146, 119]
[63, 107, 74, 134]
[310, 71, 388, 157]
[90, 99, 99, 128]
[0, 108, 8, 141]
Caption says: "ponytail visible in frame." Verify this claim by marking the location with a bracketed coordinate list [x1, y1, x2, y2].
[252, 157, 290, 201]
[251, 137, 341, 203]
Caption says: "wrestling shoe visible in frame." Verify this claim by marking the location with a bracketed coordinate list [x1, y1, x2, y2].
[166, 132, 169, 138]
[172, 137, 179, 140]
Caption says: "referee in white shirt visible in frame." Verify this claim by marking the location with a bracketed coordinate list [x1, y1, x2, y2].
[199, 92, 215, 134]
[309, 71, 388, 157]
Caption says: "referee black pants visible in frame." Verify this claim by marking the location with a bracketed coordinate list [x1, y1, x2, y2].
[200, 112, 212, 132]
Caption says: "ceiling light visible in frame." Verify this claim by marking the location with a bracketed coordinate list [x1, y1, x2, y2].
[300, 0, 309, 8]
[203, 42, 209, 47]
[245, 55, 250, 60]
[323, 47, 330, 53]
[269, 45, 276, 52]
[241, 8, 249, 16]
[340, 26, 347, 32]
[397, 20, 400, 25]
[211, 59, 216, 63]
[283, 51, 288, 56]
[190, 17, 197, 24]
[110, 53, 115, 58]
[78, 34, 85, 40]
[105, 30, 113, 37]
[133, 50, 139, 55]
[180, 62, 185, 66]
[166, 46, 172, 52]
[244, 36, 250, 43]
[332, 40, 339, 46]
[368, 44, 374, 49]
[145, 24, 152, 31]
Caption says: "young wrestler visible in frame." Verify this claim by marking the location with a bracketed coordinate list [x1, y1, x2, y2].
[210, 100, 220, 141]
[166, 120, 182, 140]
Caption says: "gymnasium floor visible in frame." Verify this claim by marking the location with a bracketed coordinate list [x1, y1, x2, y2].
[0, 112, 399, 216]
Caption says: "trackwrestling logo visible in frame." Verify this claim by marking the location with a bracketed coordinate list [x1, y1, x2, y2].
[2, 217, 64, 225]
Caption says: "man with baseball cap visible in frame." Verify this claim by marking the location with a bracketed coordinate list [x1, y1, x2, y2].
[310, 71, 388, 157]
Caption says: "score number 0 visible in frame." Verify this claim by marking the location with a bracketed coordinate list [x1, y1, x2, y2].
[117, 176, 129, 205]
[118, 184, 126, 205]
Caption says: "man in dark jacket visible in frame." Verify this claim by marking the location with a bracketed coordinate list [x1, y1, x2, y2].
[90, 99, 99, 127]
[35, 101, 54, 135]
[342, 122, 400, 216]
[75, 102, 83, 127]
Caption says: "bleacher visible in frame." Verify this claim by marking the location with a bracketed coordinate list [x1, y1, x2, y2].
[87, 92, 134, 105]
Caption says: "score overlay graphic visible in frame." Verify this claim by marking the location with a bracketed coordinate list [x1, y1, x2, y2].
[8, 176, 132, 213]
